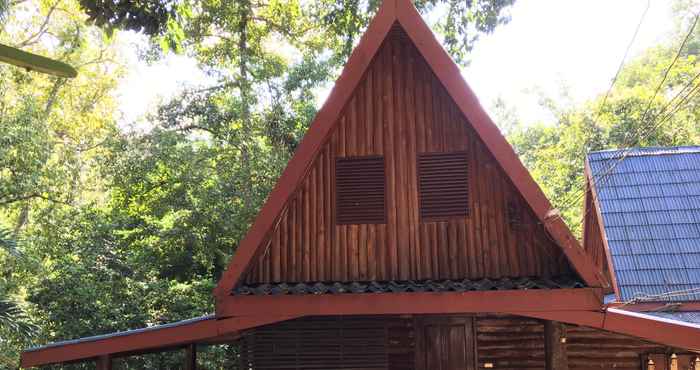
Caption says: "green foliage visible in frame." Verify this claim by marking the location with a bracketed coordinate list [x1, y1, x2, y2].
[509, 43, 700, 235]
[78, 0, 178, 36]
[0, 0, 510, 368]
[3, 0, 699, 367]
[77, 0, 515, 65]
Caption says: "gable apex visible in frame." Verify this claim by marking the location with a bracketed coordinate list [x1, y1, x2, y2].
[214, 0, 606, 300]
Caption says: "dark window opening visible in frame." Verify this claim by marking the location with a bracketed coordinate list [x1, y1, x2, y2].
[336, 156, 386, 224]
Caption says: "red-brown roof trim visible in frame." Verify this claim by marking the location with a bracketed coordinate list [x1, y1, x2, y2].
[20, 315, 298, 368]
[583, 158, 621, 298]
[213, 0, 606, 301]
[218, 288, 604, 317]
[514, 308, 700, 352]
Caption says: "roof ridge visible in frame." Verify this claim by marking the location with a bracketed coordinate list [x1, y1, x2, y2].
[588, 145, 700, 160]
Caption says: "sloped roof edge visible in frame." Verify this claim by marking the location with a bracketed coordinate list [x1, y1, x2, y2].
[213, 0, 607, 301]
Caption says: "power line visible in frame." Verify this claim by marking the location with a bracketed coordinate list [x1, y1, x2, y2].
[593, 0, 652, 124]
[570, 64, 700, 233]
[556, 11, 700, 217]
[549, 0, 651, 211]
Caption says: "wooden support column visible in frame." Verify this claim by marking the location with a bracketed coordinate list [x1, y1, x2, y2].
[670, 354, 678, 370]
[96, 355, 111, 370]
[544, 321, 568, 370]
[647, 358, 656, 370]
[185, 343, 197, 370]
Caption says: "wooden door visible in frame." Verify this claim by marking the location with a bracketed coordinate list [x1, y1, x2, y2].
[415, 316, 476, 370]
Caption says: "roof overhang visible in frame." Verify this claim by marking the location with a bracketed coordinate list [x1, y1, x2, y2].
[23, 289, 700, 368]
[514, 308, 700, 352]
[217, 288, 604, 317]
[607, 301, 700, 312]
[20, 315, 298, 368]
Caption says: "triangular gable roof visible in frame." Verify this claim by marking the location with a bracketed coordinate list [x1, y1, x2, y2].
[214, 0, 607, 299]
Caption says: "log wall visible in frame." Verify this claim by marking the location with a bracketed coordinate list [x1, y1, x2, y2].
[243, 25, 572, 285]
[237, 315, 694, 370]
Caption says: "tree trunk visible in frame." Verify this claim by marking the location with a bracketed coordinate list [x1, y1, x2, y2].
[238, 0, 253, 213]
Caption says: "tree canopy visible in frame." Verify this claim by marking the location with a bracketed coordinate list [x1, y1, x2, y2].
[0, 0, 517, 367]
[3, 0, 699, 368]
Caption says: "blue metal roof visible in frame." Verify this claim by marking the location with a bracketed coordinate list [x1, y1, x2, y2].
[645, 311, 700, 325]
[588, 146, 700, 303]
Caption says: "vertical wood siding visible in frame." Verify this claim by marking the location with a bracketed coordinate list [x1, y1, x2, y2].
[582, 189, 613, 289]
[244, 26, 572, 285]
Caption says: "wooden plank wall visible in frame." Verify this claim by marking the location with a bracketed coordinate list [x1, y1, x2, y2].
[238, 316, 414, 370]
[582, 190, 613, 290]
[244, 25, 572, 285]
[238, 315, 689, 370]
[476, 316, 546, 369]
[475, 316, 686, 370]
[565, 324, 666, 370]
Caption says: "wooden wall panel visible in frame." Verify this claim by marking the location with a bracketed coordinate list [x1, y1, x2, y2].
[474, 316, 687, 370]
[238, 315, 693, 370]
[244, 27, 572, 285]
[564, 324, 665, 370]
[239, 316, 414, 370]
[582, 189, 613, 291]
[476, 316, 546, 370]
[415, 316, 476, 370]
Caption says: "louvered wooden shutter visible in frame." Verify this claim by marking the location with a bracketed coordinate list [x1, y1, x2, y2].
[238, 317, 398, 370]
[418, 152, 469, 220]
[336, 156, 386, 224]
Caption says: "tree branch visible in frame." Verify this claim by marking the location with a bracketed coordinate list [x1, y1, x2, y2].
[0, 193, 72, 206]
[16, 0, 60, 47]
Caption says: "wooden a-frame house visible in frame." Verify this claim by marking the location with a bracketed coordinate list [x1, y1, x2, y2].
[22, 1, 700, 369]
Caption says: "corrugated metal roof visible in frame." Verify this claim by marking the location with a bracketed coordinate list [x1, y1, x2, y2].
[588, 146, 700, 302]
[24, 315, 215, 352]
[232, 276, 585, 296]
[645, 311, 700, 325]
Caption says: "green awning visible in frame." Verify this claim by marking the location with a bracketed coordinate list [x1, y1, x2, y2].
[0, 43, 77, 78]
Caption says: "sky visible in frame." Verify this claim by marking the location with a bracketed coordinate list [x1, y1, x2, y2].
[115, 0, 678, 128]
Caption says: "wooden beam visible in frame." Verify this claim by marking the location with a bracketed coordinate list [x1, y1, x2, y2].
[544, 321, 568, 370]
[512, 308, 700, 352]
[96, 355, 111, 370]
[185, 344, 196, 370]
[21, 315, 297, 368]
[217, 289, 603, 317]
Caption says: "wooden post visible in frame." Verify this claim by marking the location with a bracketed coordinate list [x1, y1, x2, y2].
[694, 356, 700, 370]
[670, 354, 678, 370]
[647, 358, 656, 370]
[544, 320, 568, 370]
[96, 355, 111, 370]
[185, 343, 197, 370]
